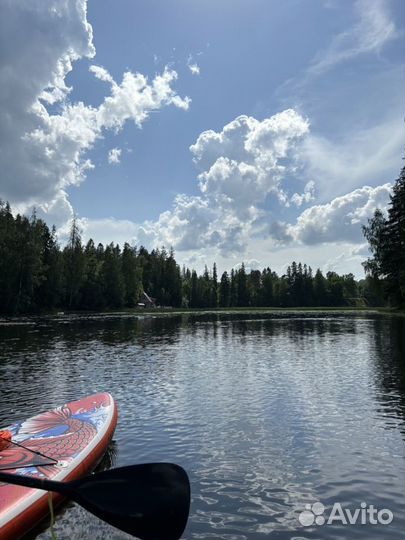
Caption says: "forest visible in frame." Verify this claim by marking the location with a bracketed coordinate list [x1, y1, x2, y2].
[0, 166, 403, 315]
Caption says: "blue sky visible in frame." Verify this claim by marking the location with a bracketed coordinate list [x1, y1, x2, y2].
[0, 0, 403, 276]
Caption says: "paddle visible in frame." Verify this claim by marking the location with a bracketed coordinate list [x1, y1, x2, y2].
[0, 463, 190, 540]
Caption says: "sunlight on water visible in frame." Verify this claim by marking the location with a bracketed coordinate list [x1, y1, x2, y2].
[0, 313, 404, 539]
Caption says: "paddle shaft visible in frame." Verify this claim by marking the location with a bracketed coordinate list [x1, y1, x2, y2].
[0, 471, 73, 497]
[0, 437, 58, 469]
[5, 439, 58, 463]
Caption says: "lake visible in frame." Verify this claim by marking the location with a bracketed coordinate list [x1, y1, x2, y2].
[0, 312, 404, 539]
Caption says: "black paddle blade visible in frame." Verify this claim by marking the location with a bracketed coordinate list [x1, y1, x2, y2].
[69, 463, 190, 540]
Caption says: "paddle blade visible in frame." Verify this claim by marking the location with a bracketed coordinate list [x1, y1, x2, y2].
[70, 463, 190, 540]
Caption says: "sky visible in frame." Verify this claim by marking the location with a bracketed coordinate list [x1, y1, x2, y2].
[0, 0, 403, 278]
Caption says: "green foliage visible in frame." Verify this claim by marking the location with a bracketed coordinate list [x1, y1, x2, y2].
[219, 271, 230, 307]
[1, 198, 395, 314]
[63, 217, 85, 309]
[122, 243, 142, 308]
[362, 164, 405, 307]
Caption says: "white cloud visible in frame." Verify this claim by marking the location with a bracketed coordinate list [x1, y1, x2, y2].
[82, 109, 393, 272]
[187, 54, 201, 75]
[89, 64, 114, 84]
[0, 1, 190, 220]
[78, 216, 140, 247]
[77, 109, 310, 259]
[310, 0, 397, 74]
[108, 147, 122, 164]
[291, 180, 315, 207]
[233, 259, 261, 273]
[299, 117, 403, 201]
[192, 110, 309, 210]
[188, 63, 200, 76]
[289, 183, 392, 244]
[132, 109, 310, 256]
[1, 1, 398, 280]
[95, 67, 190, 131]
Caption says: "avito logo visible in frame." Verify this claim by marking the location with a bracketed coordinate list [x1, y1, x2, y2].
[298, 501, 393, 526]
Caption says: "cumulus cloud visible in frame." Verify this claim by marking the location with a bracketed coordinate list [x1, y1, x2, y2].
[128, 108, 393, 260]
[94, 66, 190, 130]
[89, 64, 114, 84]
[289, 183, 392, 244]
[133, 109, 310, 256]
[0, 1, 190, 221]
[192, 110, 309, 208]
[309, 0, 397, 74]
[269, 221, 293, 244]
[78, 141, 394, 275]
[108, 147, 122, 164]
[290, 180, 315, 207]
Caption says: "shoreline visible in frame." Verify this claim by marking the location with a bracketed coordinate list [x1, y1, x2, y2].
[1, 306, 404, 325]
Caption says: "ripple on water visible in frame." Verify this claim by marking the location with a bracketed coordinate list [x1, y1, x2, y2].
[0, 313, 404, 539]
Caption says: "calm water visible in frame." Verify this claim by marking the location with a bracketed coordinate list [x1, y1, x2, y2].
[0, 312, 404, 540]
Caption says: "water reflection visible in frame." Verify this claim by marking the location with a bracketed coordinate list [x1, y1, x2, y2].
[0, 313, 404, 539]
[371, 317, 405, 434]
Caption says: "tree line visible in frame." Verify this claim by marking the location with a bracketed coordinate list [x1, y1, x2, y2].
[0, 201, 376, 314]
[181, 262, 365, 309]
[0, 159, 403, 315]
[362, 164, 404, 308]
[0, 203, 181, 314]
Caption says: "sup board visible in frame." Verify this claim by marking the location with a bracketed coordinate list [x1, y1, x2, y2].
[0, 392, 118, 540]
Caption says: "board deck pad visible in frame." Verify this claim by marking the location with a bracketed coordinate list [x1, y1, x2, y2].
[0, 440, 57, 470]
[0, 392, 117, 540]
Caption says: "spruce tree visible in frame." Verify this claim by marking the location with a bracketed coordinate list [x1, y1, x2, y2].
[261, 268, 274, 306]
[211, 263, 218, 307]
[122, 243, 142, 307]
[313, 269, 327, 306]
[382, 165, 405, 306]
[362, 164, 405, 307]
[219, 271, 230, 307]
[237, 263, 249, 307]
[63, 217, 85, 309]
[102, 243, 125, 308]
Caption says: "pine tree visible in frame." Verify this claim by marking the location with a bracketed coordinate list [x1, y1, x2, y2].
[362, 164, 405, 307]
[190, 270, 199, 308]
[63, 217, 85, 309]
[248, 270, 261, 306]
[35, 224, 62, 310]
[102, 243, 125, 308]
[219, 271, 230, 307]
[211, 263, 218, 307]
[201, 265, 211, 307]
[165, 248, 182, 307]
[80, 239, 105, 310]
[230, 269, 237, 307]
[261, 268, 274, 306]
[302, 264, 313, 306]
[381, 165, 405, 306]
[122, 243, 142, 307]
[237, 263, 249, 307]
[313, 269, 327, 306]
